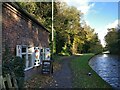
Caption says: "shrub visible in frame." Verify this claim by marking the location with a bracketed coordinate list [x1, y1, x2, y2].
[2, 46, 25, 88]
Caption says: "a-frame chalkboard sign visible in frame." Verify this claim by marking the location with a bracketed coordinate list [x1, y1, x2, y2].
[41, 60, 53, 74]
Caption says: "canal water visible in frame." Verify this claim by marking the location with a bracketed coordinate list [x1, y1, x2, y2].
[89, 54, 120, 88]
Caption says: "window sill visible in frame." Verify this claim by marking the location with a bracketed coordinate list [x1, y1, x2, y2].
[24, 67, 33, 71]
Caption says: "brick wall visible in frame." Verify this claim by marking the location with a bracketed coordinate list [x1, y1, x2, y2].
[2, 3, 49, 55]
[2, 3, 50, 80]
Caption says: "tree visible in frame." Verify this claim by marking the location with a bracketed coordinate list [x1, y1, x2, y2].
[53, 2, 84, 54]
[105, 28, 118, 54]
[17, 1, 103, 55]
[18, 2, 52, 31]
[81, 24, 103, 54]
[118, 29, 120, 55]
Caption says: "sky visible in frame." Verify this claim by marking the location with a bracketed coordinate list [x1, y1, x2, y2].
[63, 0, 119, 47]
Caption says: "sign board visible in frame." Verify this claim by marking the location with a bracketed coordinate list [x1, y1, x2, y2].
[34, 47, 40, 67]
[41, 60, 53, 74]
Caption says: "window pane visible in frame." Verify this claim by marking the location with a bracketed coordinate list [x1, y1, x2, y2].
[22, 54, 27, 68]
[22, 54, 26, 60]
[28, 47, 33, 53]
[28, 54, 32, 68]
[22, 47, 26, 53]
[41, 49, 43, 52]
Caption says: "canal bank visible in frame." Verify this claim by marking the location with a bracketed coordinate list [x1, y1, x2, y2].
[89, 54, 120, 89]
[70, 54, 112, 88]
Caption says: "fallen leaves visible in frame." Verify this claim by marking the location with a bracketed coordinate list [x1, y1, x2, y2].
[24, 75, 53, 88]
[24, 58, 62, 88]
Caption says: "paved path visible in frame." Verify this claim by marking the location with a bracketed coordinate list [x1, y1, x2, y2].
[44, 56, 76, 88]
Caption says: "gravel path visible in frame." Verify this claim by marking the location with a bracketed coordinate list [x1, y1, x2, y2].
[44, 56, 76, 88]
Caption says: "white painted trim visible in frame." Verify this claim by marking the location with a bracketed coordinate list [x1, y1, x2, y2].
[24, 66, 33, 71]
[16, 45, 34, 71]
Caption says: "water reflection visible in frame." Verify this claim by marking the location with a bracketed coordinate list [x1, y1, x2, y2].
[89, 54, 120, 88]
[103, 54, 108, 57]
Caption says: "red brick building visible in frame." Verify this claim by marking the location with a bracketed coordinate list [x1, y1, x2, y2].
[2, 2, 50, 80]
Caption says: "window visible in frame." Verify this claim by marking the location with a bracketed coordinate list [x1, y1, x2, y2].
[40, 48, 50, 60]
[45, 48, 50, 60]
[40, 48, 45, 60]
[28, 54, 32, 67]
[16, 45, 51, 70]
[16, 45, 34, 71]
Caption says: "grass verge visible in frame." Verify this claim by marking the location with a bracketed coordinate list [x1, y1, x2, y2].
[70, 53, 112, 88]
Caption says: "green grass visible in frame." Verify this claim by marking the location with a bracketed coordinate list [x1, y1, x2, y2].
[70, 53, 112, 88]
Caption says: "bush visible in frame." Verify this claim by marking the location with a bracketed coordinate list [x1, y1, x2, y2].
[2, 47, 25, 88]
[12, 56, 25, 88]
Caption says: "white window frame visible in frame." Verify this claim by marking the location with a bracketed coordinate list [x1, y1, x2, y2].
[16, 45, 34, 71]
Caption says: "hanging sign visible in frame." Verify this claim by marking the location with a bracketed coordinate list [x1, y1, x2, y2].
[34, 47, 40, 67]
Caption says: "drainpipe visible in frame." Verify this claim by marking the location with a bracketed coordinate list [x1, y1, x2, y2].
[51, 0, 54, 61]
